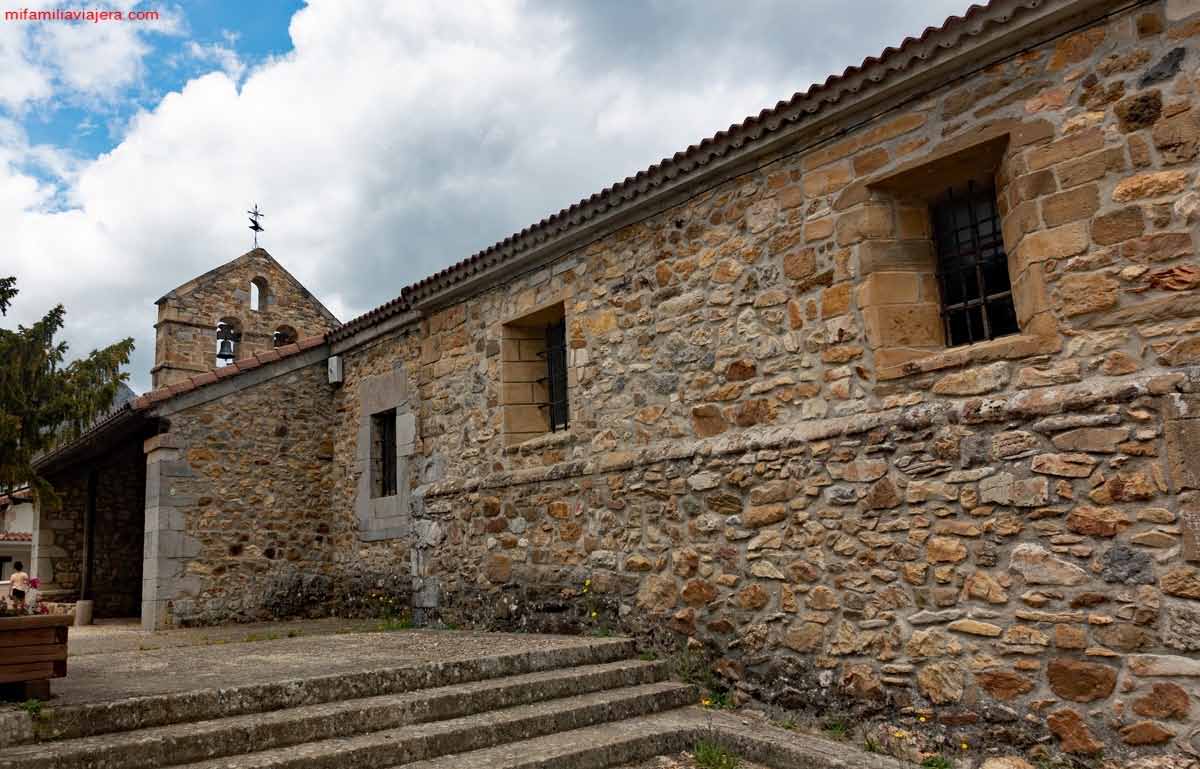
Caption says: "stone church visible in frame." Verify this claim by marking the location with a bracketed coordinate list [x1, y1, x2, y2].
[27, 0, 1200, 757]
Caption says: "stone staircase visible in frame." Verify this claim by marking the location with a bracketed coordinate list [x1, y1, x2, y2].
[0, 639, 703, 769]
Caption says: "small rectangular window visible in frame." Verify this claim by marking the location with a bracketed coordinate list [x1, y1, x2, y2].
[930, 182, 1019, 347]
[501, 302, 569, 445]
[545, 319, 569, 432]
[371, 408, 397, 498]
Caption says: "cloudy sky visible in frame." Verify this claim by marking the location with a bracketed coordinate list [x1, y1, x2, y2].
[1, 0, 969, 393]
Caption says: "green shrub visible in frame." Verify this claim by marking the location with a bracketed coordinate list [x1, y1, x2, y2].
[921, 756, 953, 769]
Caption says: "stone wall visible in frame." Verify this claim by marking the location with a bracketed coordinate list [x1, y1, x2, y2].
[325, 2, 1200, 759]
[38, 440, 145, 617]
[131, 0, 1200, 759]
[153, 359, 343, 625]
[330, 334, 423, 609]
[152, 248, 339, 389]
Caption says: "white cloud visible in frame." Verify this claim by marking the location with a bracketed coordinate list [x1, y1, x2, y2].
[1, 0, 969, 392]
[185, 40, 245, 82]
[0, 0, 181, 111]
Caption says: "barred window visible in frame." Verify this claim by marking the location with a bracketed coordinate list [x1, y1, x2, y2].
[370, 409, 397, 498]
[501, 301, 569, 445]
[931, 182, 1019, 347]
[544, 319, 569, 432]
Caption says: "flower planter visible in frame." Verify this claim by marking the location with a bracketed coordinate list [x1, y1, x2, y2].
[0, 615, 70, 700]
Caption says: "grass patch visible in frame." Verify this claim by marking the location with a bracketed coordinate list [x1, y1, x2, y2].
[378, 615, 414, 632]
[822, 716, 849, 741]
[694, 739, 740, 769]
[863, 735, 881, 754]
[638, 649, 659, 662]
[243, 632, 283, 643]
[921, 756, 953, 769]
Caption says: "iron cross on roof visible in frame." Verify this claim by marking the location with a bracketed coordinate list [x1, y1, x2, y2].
[247, 204, 266, 247]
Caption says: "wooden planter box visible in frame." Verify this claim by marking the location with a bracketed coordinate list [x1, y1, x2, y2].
[0, 615, 70, 699]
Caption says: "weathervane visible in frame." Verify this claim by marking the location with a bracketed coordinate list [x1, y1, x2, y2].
[247, 204, 266, 247]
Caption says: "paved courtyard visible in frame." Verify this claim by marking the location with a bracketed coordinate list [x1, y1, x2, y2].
[53, 619, 619, 707]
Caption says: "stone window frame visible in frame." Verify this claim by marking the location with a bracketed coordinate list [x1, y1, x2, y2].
[856, 128, 1058, 381]
[355, 367, 415, 541]
[249, 276, 269, 312]
[498, 297, 576, 447]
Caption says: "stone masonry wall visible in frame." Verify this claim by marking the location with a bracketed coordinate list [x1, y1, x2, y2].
[153, 248, 339, 389]
[38, 440, 145, 617]
[327, 2, 1200, 760]
[159, 360, 342, 625]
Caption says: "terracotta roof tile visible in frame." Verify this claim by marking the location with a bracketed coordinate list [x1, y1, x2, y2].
[190, 371, 219, 387]
[0, 532, 32, 542]
[131, 336, 329, 410]
[297, 335, 325, 351]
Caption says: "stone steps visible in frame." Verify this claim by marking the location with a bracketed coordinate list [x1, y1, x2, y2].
[30, 638, 638, 743]
[0, 632, 900, 769]
[1, 658, 671, 769]
[393, 711, 693, 769]
[167, 681, 697, 769]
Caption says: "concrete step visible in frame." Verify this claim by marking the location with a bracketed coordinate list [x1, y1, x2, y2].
[393, 711, 693, 769]
[33, 638, 638, 743]
[168, 682, 696, 769]
[0, 659, 667, 769]
[399, 709, 909, 769]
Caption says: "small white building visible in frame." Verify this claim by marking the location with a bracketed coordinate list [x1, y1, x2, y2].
[0, 488, 34, 584]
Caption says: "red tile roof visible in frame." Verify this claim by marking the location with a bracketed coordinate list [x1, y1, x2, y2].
[131, 334, 326, 410]
[0, 532, 32, 543]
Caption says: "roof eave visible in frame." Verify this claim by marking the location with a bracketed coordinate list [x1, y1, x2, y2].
[334, 0, 1125, 331]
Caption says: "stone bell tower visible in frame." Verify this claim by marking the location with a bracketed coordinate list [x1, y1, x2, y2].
[151, 248, 340, 390]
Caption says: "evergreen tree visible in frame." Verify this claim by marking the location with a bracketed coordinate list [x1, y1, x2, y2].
[0, 276, 134, 495]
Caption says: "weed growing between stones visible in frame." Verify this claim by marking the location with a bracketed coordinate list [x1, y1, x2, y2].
[693, 739, 739, 769]
[671, 645, 735, 710]
[18, 699, 43, 719]
[822, 716, 850, 741]
[921, 756, 953, 769]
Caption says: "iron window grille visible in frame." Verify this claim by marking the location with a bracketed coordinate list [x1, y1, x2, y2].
[930, 181, 1019, 347]
[371, 409, 397, 498]
[542, 319, 569, 431]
